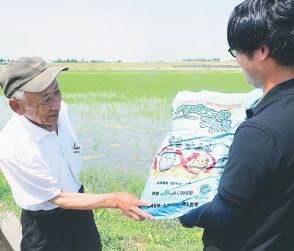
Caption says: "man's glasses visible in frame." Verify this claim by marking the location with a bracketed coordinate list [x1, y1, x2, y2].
[228, 48, 237, 58]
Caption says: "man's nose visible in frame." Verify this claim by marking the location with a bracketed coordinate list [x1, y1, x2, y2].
[51, 95, 61, 110]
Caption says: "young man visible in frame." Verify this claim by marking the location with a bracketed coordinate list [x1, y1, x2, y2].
[0, 57, 152, 251]
[180, 0, 294, 250]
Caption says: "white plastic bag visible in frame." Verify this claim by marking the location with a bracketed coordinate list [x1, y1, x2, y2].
[141, 89, 262, 219]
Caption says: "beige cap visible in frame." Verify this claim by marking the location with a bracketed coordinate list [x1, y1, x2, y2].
[0, 56, 68, 98]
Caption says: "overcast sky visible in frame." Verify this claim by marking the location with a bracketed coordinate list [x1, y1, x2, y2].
[1, 0, 243, 62]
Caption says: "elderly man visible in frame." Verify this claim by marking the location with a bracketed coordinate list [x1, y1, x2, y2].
[0, 57, 152, 251]
[180, 0, 294, 250]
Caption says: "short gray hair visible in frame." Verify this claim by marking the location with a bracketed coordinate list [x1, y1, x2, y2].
[10, 89, 26, 102]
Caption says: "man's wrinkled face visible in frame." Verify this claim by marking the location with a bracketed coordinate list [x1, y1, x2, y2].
[23, 80, 62, 128]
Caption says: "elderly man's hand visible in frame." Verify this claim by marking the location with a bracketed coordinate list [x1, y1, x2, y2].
[50, 190, 153, 219]
[113, 192, 153, 221]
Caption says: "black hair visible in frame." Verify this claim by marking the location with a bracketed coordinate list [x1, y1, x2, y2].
[227, 0, 294, 65]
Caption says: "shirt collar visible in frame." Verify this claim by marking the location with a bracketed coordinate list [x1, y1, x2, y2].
[246, 78, 294, 119]
[20, 116, 56, 141]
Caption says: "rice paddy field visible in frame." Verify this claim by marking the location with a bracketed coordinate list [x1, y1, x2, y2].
[0, 63, 251, 250]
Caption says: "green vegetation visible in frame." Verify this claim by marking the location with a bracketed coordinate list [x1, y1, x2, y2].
[82, 168, 203, 251]
[58, 70, 250, 99]
[0, 67, 251, 250]
[0, 172, 21, 217]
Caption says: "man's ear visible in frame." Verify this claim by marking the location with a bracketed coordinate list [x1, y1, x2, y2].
[8, 99, 25, 115]
[258, 45, 270, 61]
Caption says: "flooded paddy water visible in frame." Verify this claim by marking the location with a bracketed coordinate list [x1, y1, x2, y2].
[68, 94, 169, 170]
[65, 93, 172, 193]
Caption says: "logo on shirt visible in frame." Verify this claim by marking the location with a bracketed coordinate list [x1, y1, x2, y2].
[73, 142, 81, 153]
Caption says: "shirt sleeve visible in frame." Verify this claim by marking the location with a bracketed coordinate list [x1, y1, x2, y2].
[180, 193, 242, 230]
[218, 125, 282, 205]
[0, 157, 61, 208]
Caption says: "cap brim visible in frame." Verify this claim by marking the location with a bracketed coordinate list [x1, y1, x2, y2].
[19, 66, 68, 93]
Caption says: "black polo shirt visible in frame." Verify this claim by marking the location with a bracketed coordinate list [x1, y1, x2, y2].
[203, 78, 294, 251]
